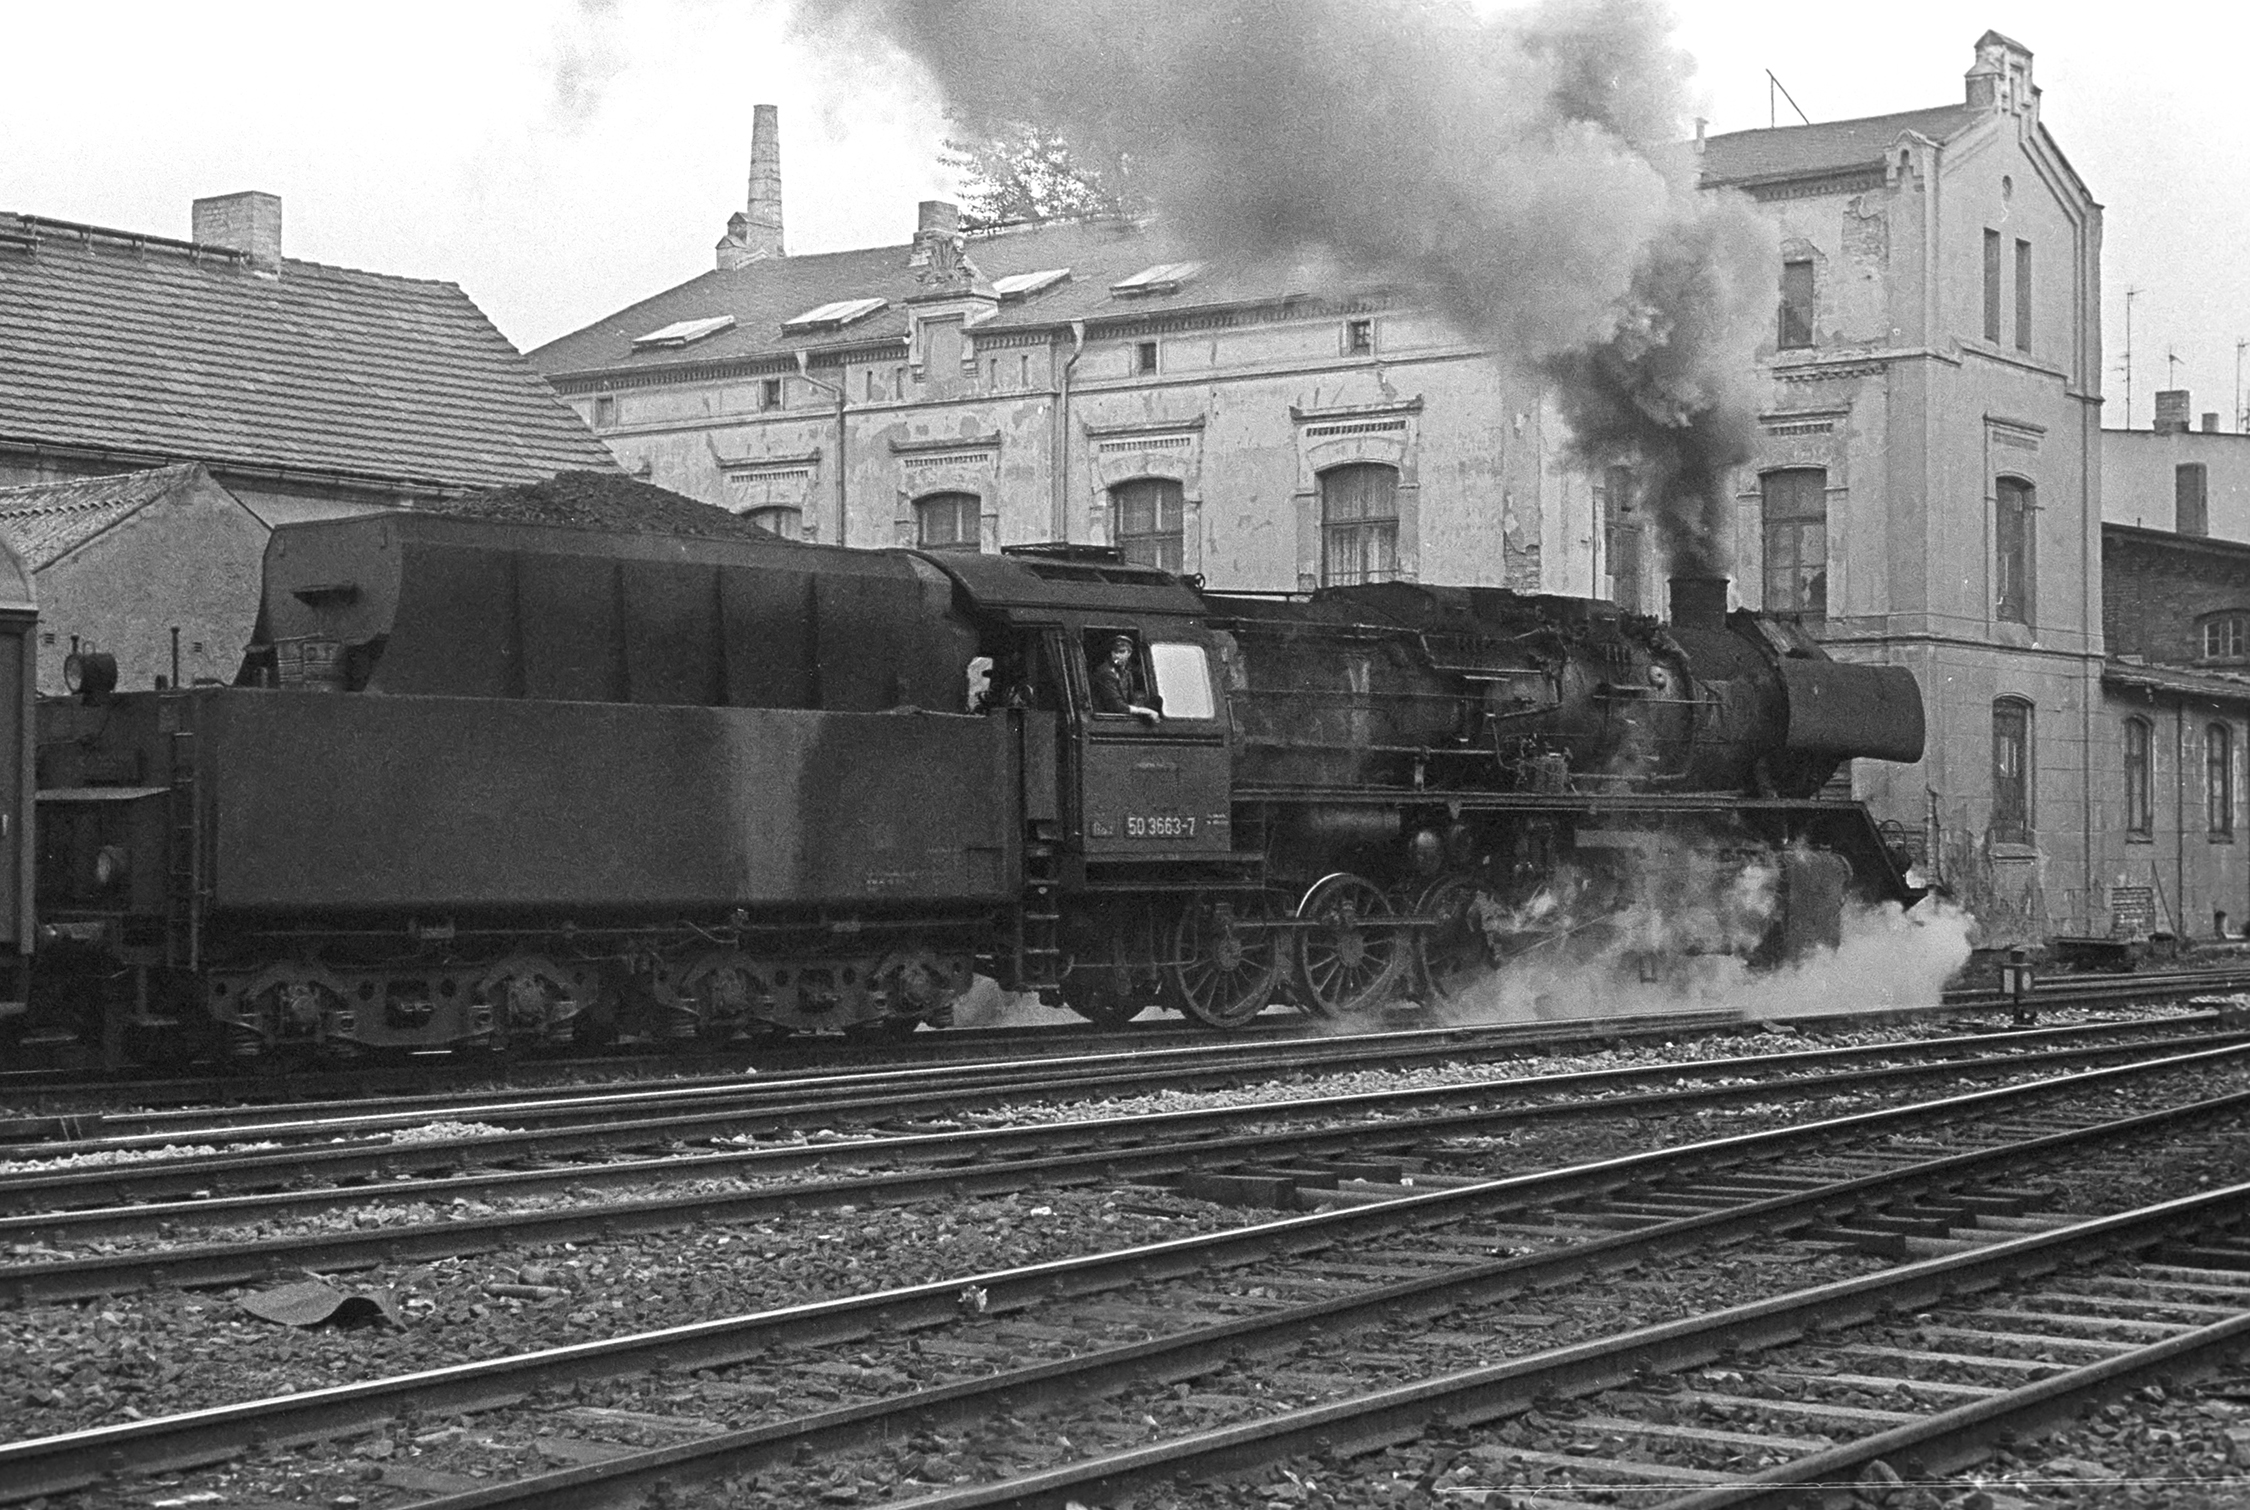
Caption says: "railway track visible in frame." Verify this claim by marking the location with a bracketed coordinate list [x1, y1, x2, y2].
[3, 961, 2243, 1117]
[2, 1041, 2247, 1505]
[2, 1022, 2244, 1310]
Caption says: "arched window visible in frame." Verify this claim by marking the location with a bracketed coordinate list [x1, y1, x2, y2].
[1992, 698, 2033, 845]
[742, 505, 801, 541]
[1995, 477, 2034, 624]
[914, 492, 981, 552]
[2211, 723, 2236, 838]
[1319, 463, 1399, 587]
[2123, 717, 2152, 838]
[1110, 478, 1185, 572]
[2201, 612, 2249, 663]
[1760, 468, 1827, 616]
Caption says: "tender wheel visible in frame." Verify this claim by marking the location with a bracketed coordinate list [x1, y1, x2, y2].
[1292, 873, 1407, 1017]
[1411, 875, 1495, 1006]
[1167, 891, 1281, 1029]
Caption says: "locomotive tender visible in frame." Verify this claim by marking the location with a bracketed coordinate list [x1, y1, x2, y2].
[14, 512, 1925, 1060]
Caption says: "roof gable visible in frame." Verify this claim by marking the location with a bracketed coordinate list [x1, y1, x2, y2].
[0, 461, 234, 569]
[1697, 104, 1984, 187]
[0, 214, 620, 493]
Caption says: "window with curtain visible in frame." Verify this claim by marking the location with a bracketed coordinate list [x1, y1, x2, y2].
[1761, 468, 1827, 616]
[2212, 723, 2236, 838]
[2124, 717, 2152, 838]
[1109, 477, 1186, 572]
[1319, 463, 1400, 586]
[1995, 477, 2034, 624]
[743, 505, 801, 541]
[1992, 699, 2032, 845]
[914, 492, 982, 552]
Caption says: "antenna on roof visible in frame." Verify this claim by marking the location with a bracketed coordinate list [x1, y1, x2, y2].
[2120, 286, 2142, 429]
[1765, 70, 1811, 128]
[2167, 347, 2183, 388]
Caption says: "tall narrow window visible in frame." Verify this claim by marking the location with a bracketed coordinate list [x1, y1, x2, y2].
[914, 492, 981, 552]
[2013, 238, 2032, 352]
[1319, 463, 1400, 587]
[760, 377, 783, 411]
[1345, 318, 1374, 356]
[1992, 699, 2032, 845]
[1761, 468, 1828, 616]
[2124, 717, 2153, 838]
[1601, 465, 1642, 613]
[1110, 477, 1186, 572]
[2178, 463, 2210, 536]
[592, 394, 617, 429]
[2212, 723, 2236, 838]
[1995, 477, 2034, 624]
[1778, 259, 1815, 349]
[1982, 229, 2003, 342]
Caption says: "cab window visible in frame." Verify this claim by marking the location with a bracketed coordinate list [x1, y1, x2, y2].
[1148, 642, 1216, 720]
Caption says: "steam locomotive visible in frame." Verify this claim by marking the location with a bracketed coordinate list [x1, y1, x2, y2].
[8, 512, 1924, 1062]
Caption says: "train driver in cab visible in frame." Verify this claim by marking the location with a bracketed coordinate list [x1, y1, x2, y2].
[1092, 634, 1163, 725]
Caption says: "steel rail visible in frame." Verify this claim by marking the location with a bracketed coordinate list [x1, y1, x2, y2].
[1, 1025, 2238, 1244]
[2, 1042, 2245, 1502]
[126, 1080, 2250, 1510]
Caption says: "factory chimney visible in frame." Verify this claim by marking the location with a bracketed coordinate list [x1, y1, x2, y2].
[1668, 575, 1730, 632]
[717, 105, 785, 270]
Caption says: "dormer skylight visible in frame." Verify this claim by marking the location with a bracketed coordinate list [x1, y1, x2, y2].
[782, 296, 888, 333]
[631, 314, 736, 348]
[1110, 261, 1203, 297]
[991, 268, 1071, 301]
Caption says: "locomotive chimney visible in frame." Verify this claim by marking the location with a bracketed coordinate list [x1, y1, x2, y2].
[1668, 574, 1729, 632]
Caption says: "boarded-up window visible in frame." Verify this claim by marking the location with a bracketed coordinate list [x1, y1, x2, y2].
[2178, 463, 2210, 536]
[1778, 259, 1815, 349]
[1992, 699, 2032, 845]
[915, 492, 981, 552]
[2212, 723, 2236, 837]
[1319, 464, 1400, 586]
[1983, 229, 2003, 343]
[2124, 717, 2152, 838]
[1111, 477, 1186, 572]
[1761, 468, 1827, 616]
[1995, 477, 2034, 624]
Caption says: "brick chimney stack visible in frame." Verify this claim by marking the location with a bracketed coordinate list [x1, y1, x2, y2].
[717, 104, 785, 271]
[192, 191, 282, 278]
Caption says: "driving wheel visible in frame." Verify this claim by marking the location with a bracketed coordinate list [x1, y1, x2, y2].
[1291, 873, 1407, 1017]
[1166, 891, 1281, 1029]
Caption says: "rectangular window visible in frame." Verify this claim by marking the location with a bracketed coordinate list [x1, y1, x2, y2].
[1019, 354, 1031, 388]
[2124, 719, 2153, 838]
[2177, 463, 2210, 536]
[1111, 478, 1186, 572]
[1601, 465, 1642, 613]
[592, 394, 617, 429]
[1135, 340, 1159, 376]
[1983, 229, 2003, 343]
[1995, 477, 2034, 624]
[2013, 239, 2032, 352]
[1148, 642, 1217, 720]
[1761, 468, 1828, 616]
[760, 377, 783, 411]
[2206, 615, 2248, 660]
[2213, 724, 2236, 838]
[1345, 318, 1374, 356]
[1992, 701, 2031, 845]
[915, 492, 981, 552]
[894, 366, 907, 398]
[1778, 259, 1815, 349]
[1319, 464, 1401, 586]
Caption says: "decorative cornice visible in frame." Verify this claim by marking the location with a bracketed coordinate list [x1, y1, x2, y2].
[888, 432, 1002, 455]
[1290, 397, 1424, 424]
[1084, 416, 1209, 438]
[708, 439, 822, 470]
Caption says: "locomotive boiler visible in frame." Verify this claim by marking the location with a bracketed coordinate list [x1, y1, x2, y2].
[12, 511, 1927, 1062]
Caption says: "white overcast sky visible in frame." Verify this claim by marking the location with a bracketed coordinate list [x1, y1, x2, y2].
[5, 1, 2246, 429]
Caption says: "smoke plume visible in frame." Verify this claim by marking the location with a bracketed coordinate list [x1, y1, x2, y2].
[791, 0, 1774, 574]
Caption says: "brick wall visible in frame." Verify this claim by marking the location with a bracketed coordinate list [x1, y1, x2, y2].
[2104, 527, 2250, 665]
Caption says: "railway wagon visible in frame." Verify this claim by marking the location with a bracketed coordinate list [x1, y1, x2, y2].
[17, 512, 1927, 1062]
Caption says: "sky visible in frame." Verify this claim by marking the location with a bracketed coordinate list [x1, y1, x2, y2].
[4, 1, 2247, 429]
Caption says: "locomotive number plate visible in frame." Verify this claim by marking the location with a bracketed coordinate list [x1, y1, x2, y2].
[1125, 814, 1196, 839]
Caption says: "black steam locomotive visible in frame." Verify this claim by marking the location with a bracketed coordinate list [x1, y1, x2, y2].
[12, 513, 1924, 1061]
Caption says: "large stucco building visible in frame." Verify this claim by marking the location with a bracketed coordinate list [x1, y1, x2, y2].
[534, 33, 2131, 945]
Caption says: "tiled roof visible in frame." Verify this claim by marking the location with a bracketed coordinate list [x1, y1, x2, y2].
[1698, 105, 1984, 187]
[0, 213, 621, 492]
[420, 471, 781, 541]
[0, 462, 214, 569]
[529, 218, 1378, 380]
